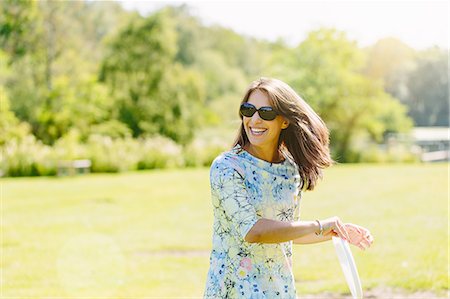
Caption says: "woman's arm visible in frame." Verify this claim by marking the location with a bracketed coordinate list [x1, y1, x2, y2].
[293, 230, 336, 244]
[244, 218, 320, 243]
[245, 217, 348, 244]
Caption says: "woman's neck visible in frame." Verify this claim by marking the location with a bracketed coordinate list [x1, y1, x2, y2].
[243, 144, 283, 163]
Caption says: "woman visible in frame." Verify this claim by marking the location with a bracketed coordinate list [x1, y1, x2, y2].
[204, 77, 374, 298]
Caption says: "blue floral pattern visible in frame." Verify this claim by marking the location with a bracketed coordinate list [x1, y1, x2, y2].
[204, 144, 303, 298]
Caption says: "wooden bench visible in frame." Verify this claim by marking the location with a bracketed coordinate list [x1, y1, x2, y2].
[57, 159, 92, 176]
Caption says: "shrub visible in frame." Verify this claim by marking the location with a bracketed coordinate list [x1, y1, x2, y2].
[137, 135, 184, 169]
[2, 135, 57, 176]
[355, 144, 420, 163]
[0, 133, 189, 177]
[53, 129, 88, 160]
[183, 138, 228, 167]
[85, 135, 140, 173]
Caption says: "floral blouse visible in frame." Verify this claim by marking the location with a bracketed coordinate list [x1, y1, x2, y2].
[204, 144, 303, 298]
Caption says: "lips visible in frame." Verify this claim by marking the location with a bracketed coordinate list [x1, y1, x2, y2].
[249, 127, 267, 136]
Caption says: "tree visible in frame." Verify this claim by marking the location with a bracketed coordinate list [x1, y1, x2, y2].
[100, 8, 206, 144]
[1, 1, 131, 144]
[405, 47, 448, 126]
[265, 28, 413, 161]
[363, 39, 448, 127]
[362, 37, 415, 81]
[165, 4, 205, 67]
[0, 0, 39, 62]
[0, 86, 30, 145]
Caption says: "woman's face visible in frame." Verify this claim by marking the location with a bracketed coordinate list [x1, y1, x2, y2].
[243, 89, 289, 151]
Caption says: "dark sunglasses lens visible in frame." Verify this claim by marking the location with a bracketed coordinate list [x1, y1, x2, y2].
[240, 103, 278, 120]
[240, 103, 256, 117]
[259, 108, 277, 120]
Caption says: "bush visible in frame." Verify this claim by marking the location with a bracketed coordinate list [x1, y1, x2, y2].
[0, 132, 189, 177]
[183, 138, 228, 167]
[354, 144, 420, 163]
[86, 135, 140, 173]
[0, 132, 421, 178]
[88, 120, 132, 139]
[385, 145, 420, 163]
[137, 135, 184, 169]
[53, 129, 88, 160]
[83, 134, 184, 173]
[1, 135, 57, 176]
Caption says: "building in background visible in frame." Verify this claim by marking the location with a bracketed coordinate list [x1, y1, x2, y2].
[388, 127, 450, 162]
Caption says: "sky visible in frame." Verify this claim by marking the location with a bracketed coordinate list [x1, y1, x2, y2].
[118, 0, 449, 50]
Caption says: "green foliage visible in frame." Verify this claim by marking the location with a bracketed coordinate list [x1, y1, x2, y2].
[365, 92, 413, 141]
[363, 39, 448, 127]
[0, 86, 30, 146]
[32, 76, 114, 144]
[343, 144, 420, 163]
[88, 120, 132, 139]
[100, 9, 206, 144]
[53, 129, 88, 160]
[96, 135, 184, 171]
[362, 37, 415, 81]
[405, 47, 448, 126]
[0, 0, 39, 61]
[100, 10, 177, 91]
[137, 136, 184, 169]
[0, 3, 444, 171]
[205, 26, 267, 77]
[142, 65, 206, 144]
[194, 50, 247, 103]
[1, 135, 57, 176]
[0, 133, 186, 177]
[1, 0, 131, 143]
[167, 5, 205, 66]
[80, 135, 184, 173]
[265, 28, 414, 162]
[183, 139, 228, 167]
[85, 135, 140, 173]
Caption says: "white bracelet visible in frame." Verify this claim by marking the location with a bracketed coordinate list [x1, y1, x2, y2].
[315, 219, 323, 236]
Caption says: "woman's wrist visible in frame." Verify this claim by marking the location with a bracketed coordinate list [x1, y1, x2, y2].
[314, 219, 323, 236]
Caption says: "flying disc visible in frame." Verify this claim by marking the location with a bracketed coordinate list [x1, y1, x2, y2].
[332, 236, 363, 299]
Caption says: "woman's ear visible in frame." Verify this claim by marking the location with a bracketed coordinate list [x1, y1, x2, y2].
[281, 118, 290, 129]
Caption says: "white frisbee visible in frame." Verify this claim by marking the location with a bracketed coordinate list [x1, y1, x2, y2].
[332, 236, 363, 299]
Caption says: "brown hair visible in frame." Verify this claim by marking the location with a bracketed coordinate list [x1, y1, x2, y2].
[233, 77, 335, 191]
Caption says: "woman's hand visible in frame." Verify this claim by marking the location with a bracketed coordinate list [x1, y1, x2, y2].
[343, 223, 374, 250]
[320, 216, 350, 241]
[321, 217, 374, 250]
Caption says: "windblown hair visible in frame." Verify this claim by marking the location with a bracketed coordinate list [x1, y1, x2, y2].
[233, 77, 335, 191]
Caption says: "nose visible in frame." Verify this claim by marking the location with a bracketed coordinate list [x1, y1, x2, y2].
[250, 111, 263, 123]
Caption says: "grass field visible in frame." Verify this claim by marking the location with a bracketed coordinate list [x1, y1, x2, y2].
[1, 163, 448, 298]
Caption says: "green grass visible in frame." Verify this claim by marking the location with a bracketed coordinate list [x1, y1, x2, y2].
[1, 163, 448, 297]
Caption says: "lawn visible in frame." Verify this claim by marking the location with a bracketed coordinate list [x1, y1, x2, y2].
[1, 163, 448, 298]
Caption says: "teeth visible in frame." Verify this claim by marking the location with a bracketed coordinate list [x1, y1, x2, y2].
[250, 128, 267, 135]
[251, 127, 267, 132]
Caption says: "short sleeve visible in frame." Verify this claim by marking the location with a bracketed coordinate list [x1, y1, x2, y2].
[293, 190, 302, 221]
[210, 158, 259, 240]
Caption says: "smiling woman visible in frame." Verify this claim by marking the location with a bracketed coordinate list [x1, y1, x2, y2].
[235, 77, 334, 190]
[203, 77, 374, 298]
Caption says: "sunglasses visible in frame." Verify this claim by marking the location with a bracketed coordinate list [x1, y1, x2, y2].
[239, 102, 278, 121]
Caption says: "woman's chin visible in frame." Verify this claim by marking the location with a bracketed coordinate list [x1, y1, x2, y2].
[248, 137, 272, 148]
[248, 137, 263, 144]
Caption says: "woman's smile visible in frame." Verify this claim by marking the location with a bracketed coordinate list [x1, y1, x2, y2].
[249, 127, 268, 137]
